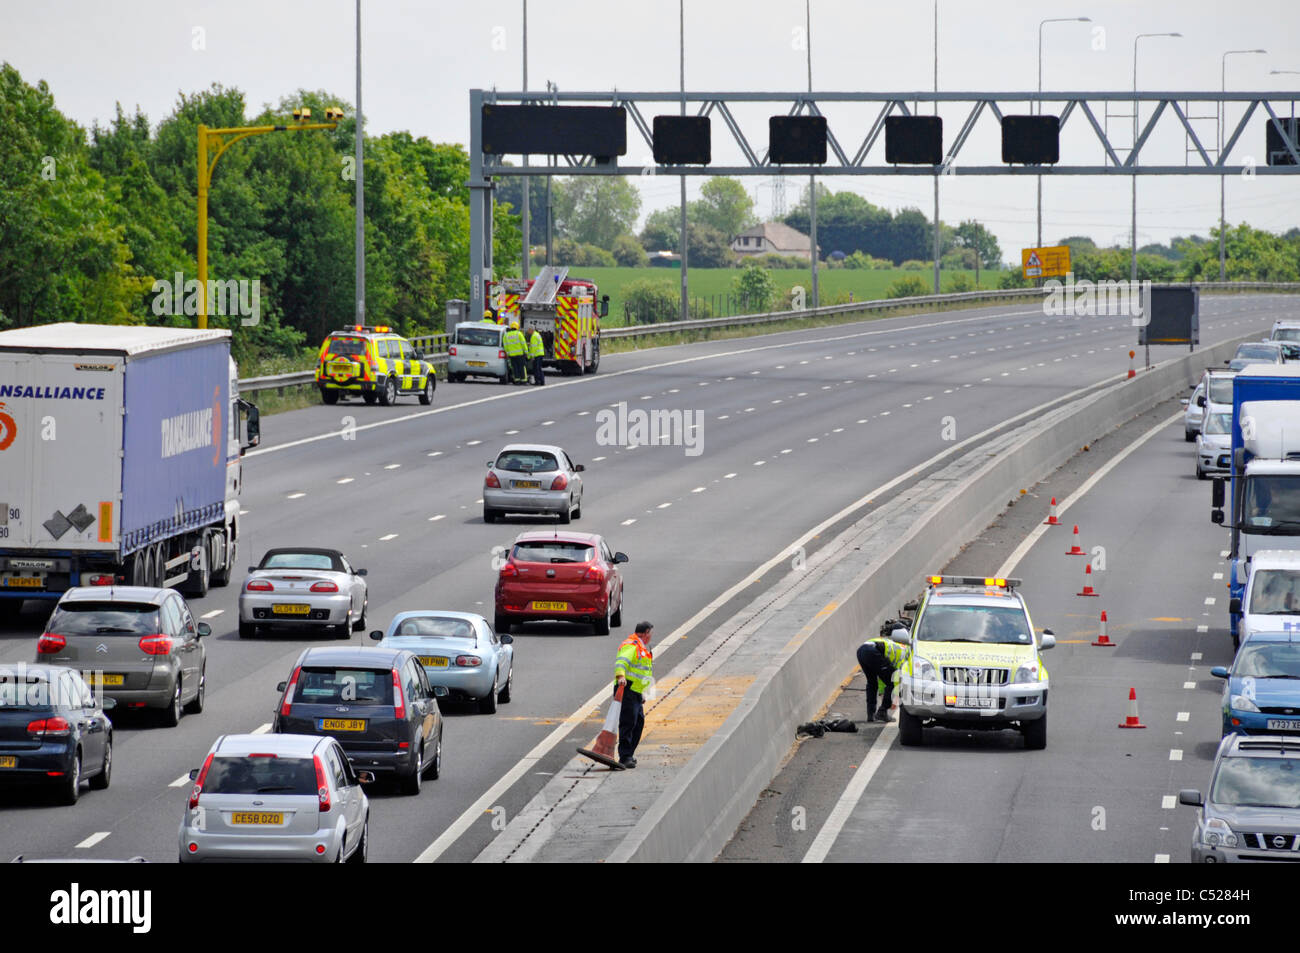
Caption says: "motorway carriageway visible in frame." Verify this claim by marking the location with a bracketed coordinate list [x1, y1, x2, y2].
[0, 295, 1285, 862]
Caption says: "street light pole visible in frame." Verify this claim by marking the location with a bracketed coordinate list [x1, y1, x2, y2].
[1220, 50, 1267, 280]
[355, 0, 365, 323]
[933, 0, 939, 294]
[807, 0, 818, 308]
[679, 0, 688, 322]
[1037, 17, 1091, 257]
[1132, 32, 1182, 281]
[521, 0, 530, 281]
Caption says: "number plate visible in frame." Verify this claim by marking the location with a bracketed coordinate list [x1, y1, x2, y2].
[531, 601, 569, 611]
[2, 577, 42, 588]
[319, 718, 366, 732]
[230, 812, 284, 825]
[946, 694, 997, 709]
[467, 361, 488, 367]
[85, 674, 124, 687]
[0, 757, 16, 769]
[512, 481, 541, 490]
[1267, 719, 1300, 731]
[272, 604, 312, 615]
[418, 656, 449, 668]
[328, 361, 353, 373]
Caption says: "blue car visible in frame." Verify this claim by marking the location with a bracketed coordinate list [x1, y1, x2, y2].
[373, 612, 514, 714]
[1212, 631, 1300, 736]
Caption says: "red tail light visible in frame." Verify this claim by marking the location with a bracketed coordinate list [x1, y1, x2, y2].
[449, 346, 458, 356]
[27, 716, 71, 739]
[583, 566, 605, 583]
[280, 664, 301, 717]
[550, 474, 568, 491]
[498, 349, 506, 359]
[314, 754, 331, 812]
[499, 562, 518, 578]
[189, 752, 214, 809]
[36, 634, 66, 655]
[455, 655, 482, 667]
[246, 579, 273, 592]
[309, 581, 338, 593]
[87, 575, 114, 586]
[138, 635, 173, 656]
[485, 471, 501, 489]
[392, 669, 405, 719]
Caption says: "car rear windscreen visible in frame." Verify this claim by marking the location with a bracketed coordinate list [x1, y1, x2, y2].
[262, 553, 338, 571]
[204, 756, 318, 795]
[495, 451, 559, 472]
[326, 336, 367, 357]
[294, 668, 394, 706]
[391, 617, 476, 640]
[48, 603, 160, 636]
[1208, 378, 1234, 404]
[513, 541, 595, 563]
[457, 327, 502, 347]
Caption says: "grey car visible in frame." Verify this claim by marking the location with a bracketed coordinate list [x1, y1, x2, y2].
[239, 548, 368, 639]
[1196, 409, 1232, 480]
[375, 611, 514, 713]
[1227, 341, 1286, 372]
[1179, 734, 1300, 862]
[179, 733, 372, 863]
[37, 586, 209, 727]
[483, 444, 584, 524]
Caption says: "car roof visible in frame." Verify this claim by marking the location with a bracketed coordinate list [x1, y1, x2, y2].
[927, 590, 1025, 608]
[57, 586, 168, 606]
[1248, 550, 1300, 569]
[215, 733, 326, 758]
[512, 530, 602, 546]
[1239, 630, 1300, 645]
[497, 443, 569, 457]
[327, 328, 402, 340]
[1219, 734, 1300, 759]
[295, 646, 410, 669]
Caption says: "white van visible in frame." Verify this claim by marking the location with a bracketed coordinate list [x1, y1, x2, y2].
[448, 322, 509, 383]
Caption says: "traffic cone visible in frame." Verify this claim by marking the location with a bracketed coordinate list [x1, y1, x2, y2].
[1092, 610, 1116, 646]
[1078, 563, 1099, 596]
[577, 683, 627, 769]
[1066, 525, 1085, 555]
[1127, 350, 1136, 380]
[1043, 497, 1061, 526]
[1118, 687, 1147, 728]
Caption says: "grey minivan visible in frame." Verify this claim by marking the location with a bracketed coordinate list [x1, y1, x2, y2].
[448, 322, 509, 383]
[37, 586, 209, 727]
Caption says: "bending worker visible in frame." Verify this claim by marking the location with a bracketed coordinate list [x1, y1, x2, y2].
[502, 322, 528, 384]
[527, 327, 546, 386]
[856, 625, 909, 722]
[614, 621, 654, 769]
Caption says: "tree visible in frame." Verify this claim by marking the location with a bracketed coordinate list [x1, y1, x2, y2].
[692, 177, 755, 239]
[612, 233, 648, 267]
[732, 261, 777, 312]
[953, 219, 1001, 285]
[639, 206, 680, 252]
[554, 176, 640, 248]
[686, 223, 732, 268]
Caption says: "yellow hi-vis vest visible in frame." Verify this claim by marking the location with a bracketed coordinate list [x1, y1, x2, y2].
[503, 329, 526, 357]
[614, 635, 653, 693]
[527, 331, 545, 359]
[870, 637, 908, 668]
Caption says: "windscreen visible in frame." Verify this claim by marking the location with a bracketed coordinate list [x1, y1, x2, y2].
[47, 602, 160, 636]
[495, 451, 559, 472]
[1247, 570, 1300, 614]
[1210, 757, 1300, 809]
[1205, 413, 1231, 436]
[457, 327, 502, 347]
[1272, 328, 1300, 343]
[1235, 642, 1300, 678]
[513, 541, 594, 563]
[204, 756, 318, 795]
[294, 668, 393, 706]
[1236, 344, 1279, 360]
[391, 617, 476, 640]
[262, 552, 338, 571]
[915, 604, 1033, 644]
[326, 336, 366, 357]
[1208, 377, 1235, 404]
[1241, 476, 1300, 534]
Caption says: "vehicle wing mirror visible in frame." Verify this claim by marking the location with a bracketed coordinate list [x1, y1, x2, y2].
[1211, 478, 1225, 509]
[889, 626, 911, 645]
[1210, 666, 1230, 678]
[1039, 633, 1056, 650]
[196, 622, 211, 638]
[432, 685, 449, 698]
[189, 768, 200, 781]
[902, 600, 919, 612]
[1229, 598, 1242, 614]
[369, 630, 384, 641]
[1212, 509, 1225, 525]
[276, 681, 287, 692]
[614, 552, 629, 563]
[599, 294, 610, 318]
[356, 568, 368, 577]
[356, 770, 376, 785]
[1196, 395, 1206, 407]
[1178, 789, 1203, 807]
[100, 697, 116, 710]
[500, 634, 514, 644]
[574, 464, 585, 472]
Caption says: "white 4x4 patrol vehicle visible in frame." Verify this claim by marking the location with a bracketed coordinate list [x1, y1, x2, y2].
[892, 575, 1055, 749]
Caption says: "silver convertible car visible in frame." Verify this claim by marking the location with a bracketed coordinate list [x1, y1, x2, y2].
[373, 611, 514, 713]
[239, 548, 369, 640]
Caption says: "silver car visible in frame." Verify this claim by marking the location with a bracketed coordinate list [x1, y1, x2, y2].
[179, 733, 372, 863]
[483, 444, 585, 524]
[448, 322, 509, 383]
[37, 586, 209, 727]
[1227, 341, 1286, 372]
[239, 548, 368, 639]
[1180, 734, 1300, 862]
[374, 611, 514, 713]
[1183, 381, 1206, 441]
[1196, 409, 1232, 480]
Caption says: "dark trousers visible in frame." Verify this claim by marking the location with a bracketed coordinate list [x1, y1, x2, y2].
[509, 354, 527, 383]
[531, 356, 545, 385]
[856, 643, 895, 717]
[617, 686, 644, 762]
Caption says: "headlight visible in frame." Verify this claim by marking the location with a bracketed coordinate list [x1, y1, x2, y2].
[1201, 817, 1238, 848]
[1014, 662, 1039, 683]
[1230, 694, 1260, 713]
[912, 657, 937, 681]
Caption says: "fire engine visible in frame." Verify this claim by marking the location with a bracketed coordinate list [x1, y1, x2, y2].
[488, 266, 609, 376]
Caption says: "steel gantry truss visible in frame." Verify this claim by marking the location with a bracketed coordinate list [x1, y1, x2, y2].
[467, 88, 1300, 316]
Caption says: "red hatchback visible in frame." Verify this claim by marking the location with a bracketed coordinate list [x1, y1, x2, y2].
[494, 531, 628, 635]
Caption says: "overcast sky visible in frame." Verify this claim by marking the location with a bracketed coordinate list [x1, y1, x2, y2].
[7, 0, 1300, 261]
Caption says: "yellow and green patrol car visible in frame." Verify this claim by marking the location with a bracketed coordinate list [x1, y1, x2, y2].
[315, 326, 436, 407]
[893, 575, 1055, 750]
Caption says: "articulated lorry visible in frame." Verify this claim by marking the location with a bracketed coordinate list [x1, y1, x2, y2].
[0, 324, 259, 610]
[1211, 364, 1300, 647]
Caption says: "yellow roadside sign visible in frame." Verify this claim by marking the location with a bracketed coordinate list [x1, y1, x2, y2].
[1022, 245, 1071, 279]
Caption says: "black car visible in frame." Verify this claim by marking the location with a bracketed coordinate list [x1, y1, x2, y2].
[272, 647, 445, 796]
[0, 664, 114, 805]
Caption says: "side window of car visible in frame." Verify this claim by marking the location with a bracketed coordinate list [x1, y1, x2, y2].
[415, 664, 431, 697]
[405, 662, 423, 703]
[399, 340, 413, 360]
[176, 596, 196, 635]
[160, 599, 182, 638]
[326, 746, 346, 789]
[601, 541, 614, 564]
[334, 744, 358, 786]
[75, 674, 95, 709]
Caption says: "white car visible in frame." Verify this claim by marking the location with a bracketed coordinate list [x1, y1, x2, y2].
[1196, 409, 1232, 480]
[1238, 550, 1300, 650]
[447, 322, 509, 383]
[239, 548, 369, 639]
[1269, 320, 1300, 360]
[1184, 382, 1206, 441]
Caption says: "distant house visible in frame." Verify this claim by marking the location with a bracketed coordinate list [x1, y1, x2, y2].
[730, 222, 819, 261]
[648, 250, 681, 268]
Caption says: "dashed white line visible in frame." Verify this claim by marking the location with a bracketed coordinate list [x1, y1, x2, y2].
[379, 533, 399, 541]
[657, 502, 672, 509]
[1177, 712, 1190, 722]
[1196, 624, 1208, 633]
[724, 473, 737, 479]
[337, 477, 354, 485]
[754, 460, 766, 466]
[621, 518, 637, 526]
[428, 515, 445, 522]
[1161, 795, 1176, 809]
[467, 440, 482, 446]
[592, 456, 605, 462]
[1212, 572, 1223, 580]
[1183, 681, 1197, 689]
[201, 609, 223, 619]
[1191, 652, 1203, 661]
[287, 492, 306, 499]
[76, 832, 111, 849]
[169, 773, 192, 788]
[251, 723, 272, 735]
[427, 451, 442, 457]
[1204, 597, 1216, 605]
[1169, 749, 1183, 761]
[692, 487, 706, 493]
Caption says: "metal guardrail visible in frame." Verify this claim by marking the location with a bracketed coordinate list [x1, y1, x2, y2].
[236, 284, 1300, 391]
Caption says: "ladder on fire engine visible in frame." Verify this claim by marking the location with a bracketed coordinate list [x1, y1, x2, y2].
[523, 265, 569, 307]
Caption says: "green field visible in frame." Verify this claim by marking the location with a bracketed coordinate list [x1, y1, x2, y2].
[569, 266, 1000, 326]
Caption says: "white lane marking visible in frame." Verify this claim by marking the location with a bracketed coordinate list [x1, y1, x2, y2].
[880, 411, 891, 416]
[808, 437, 819, 443]
[379, 533, 399, 541]
[428, 515, 445, 522]
[1161, 795, 1176, 809]
[467, 439, 483, 445]
[802, 723, 897, 863]
[427, 451, 442, 457]
[541, 421, 554, 426]
[1183, 681, 1197, 689]
[287, 492, 306, 499]
[658, 502, 672, 509]
[1177, 712, 1190, 722]
[76, 832, 111, 849]
[1212, 572, 1223, 580]
[1204, 597, 1216, 606]
[1220, 550, 1230, 558]
[384, 463, 401, 470]
[1170, 749, 1183, 761]
[337, 477, 354, 484]
[169, 774, 192, 788]
[724, 473, 737, 479]
[754, 460, 766, 466]
[857, 419, 868, 424]
[692, 487, 707, 493]
[251, 723, 272, 735]
[201, 609, 223, 619]
[1196, 625, 1208, 633]
[997, 410, 1183, 578]
[1191, 652, 1203, 661]
[621, 519, 637, 526]
[506, 429, 520, 434]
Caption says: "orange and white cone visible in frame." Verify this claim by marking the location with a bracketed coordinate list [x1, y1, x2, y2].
[1118, 687, 1147, 728]
[577, 683, 626, 769]
[1092, 610, 1116, 646]
[1078, 563, 1099, 596]
[1043, 497, 1061, 526]
[1066, 525, 1085, 555]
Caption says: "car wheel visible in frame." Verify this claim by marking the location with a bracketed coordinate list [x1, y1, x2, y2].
[335, 612, 353, 640]
[378, 377, 397, 406]
[239, 621, 257, 639]
[161, 679, 183, 728]
[483, 508, 497, 524]
[419, 378, 434, 405]
[479, 675, 499, 714]
[353, 599, 367, 632]
[1022, 713, 1047, 750]
[322, 388, 340, 405]
[57, 751, 81, 806]
[347, 816, 369, 864]
[362, 390, 378, 405]
[401, 747, 423, 795]
[898, 707, 923, 746]
[1196, 466, 1206, 481]
[1184, 428, 1196, 442]
[494, 613, 513, 635]
[498, 665, 513, 704]
[572, 499, 582, 520]
[88, 736, 112, 791]
[184, 667, 205, 714]
[593, 604, 611, 637]
[422, 733, 442, 780]
[610, 599, 622, 629]
[558, 501, 572, 525]
[500, 373, 511, 385]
